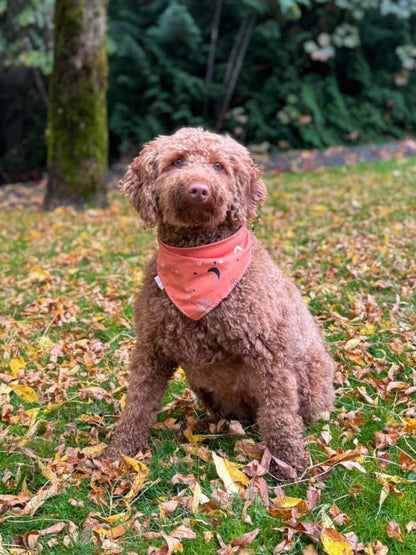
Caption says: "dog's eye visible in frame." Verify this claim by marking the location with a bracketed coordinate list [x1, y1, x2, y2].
[172, 159, 183, 168]
[214, 162, 223, 170]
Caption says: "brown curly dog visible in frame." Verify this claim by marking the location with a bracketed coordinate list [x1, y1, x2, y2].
[105, 127, 335, 479]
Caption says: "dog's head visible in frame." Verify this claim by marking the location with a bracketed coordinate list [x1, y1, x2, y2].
[122, 127, 267, 229]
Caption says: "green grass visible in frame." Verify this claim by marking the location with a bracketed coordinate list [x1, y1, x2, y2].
[0, 158, 415, 553]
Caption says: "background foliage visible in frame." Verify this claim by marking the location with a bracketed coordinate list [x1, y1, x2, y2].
[1, 0, 416, 181]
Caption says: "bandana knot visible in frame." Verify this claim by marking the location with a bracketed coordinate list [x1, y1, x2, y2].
[156, 226, 252, 320]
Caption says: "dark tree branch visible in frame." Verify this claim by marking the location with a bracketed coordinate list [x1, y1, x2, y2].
[216, 15, 255, 131]
[203, 0, 224, 119]
[33, 68, 49, 108]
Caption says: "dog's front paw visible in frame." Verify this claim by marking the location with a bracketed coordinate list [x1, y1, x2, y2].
[103, 436, 148, 462]
[267, 444, 309, 482]
[102, 444, 123, 462]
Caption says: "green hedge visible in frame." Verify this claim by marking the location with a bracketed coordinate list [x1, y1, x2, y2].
[1, 0, 416, 179]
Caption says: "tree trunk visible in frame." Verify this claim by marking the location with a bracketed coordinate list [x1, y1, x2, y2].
[44, 0, 108, 210]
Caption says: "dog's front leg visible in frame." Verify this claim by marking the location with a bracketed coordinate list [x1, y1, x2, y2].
[253, 356, 308, 481]
[105, 347, 175, 460]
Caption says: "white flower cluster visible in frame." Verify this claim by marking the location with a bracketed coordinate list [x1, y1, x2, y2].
[317, 0, 416, 20]
[304, 24, 360, 62]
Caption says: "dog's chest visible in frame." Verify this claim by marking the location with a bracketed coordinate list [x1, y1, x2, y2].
[159, 306, 232, 367]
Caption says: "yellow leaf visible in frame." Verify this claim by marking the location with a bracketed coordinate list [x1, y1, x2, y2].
[121, 454, 149, 501]
[184, 444, 211, 462]
[192, 481, 202, 514]
[184, 429, 212, 444]
[279, 496, 305, 508]
[269, 496, 308, 520]
[25, 407, 40, 421]
[321, 528, 353, 555]
[27, 267, 50, 283]
[37, 460, 59, 486]
[400, 417, 416, 433]
[212, 452, 239, 494]
[121, 454, 148, 474]
[212, 452, 248, 494]
[311, 204, 327, 212]
[174, 367, 186, 381]
[104, 511, 130, 525]
[10, 358, 25, 377]
[82, 443, 107, 458]
[43, 403, 63, 414]
[360, 324, 375, 336]
[223, 458, 249, 487]
[9, 384, 39, 403]
[36, 336, 55, 350]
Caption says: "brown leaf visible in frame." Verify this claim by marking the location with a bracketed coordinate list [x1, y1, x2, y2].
[23, 530, 41, 550]
[329, 503, 350, 526]
[364, 540, 389, 554]
[249, 476, 269, 506]
[269, 496, 308, 520]
[170, 525, 196, 540]
[274, 538, 294, 553]
[19, 484, 61, 516]
[386, 520, 403, 542]
[39, 522, 67, 535]
[231, 528, 259, 547]
[306, 488, 321, 511]
[399, 451, 416, 471]
[405, 521, 416, 534]
[243, 460, 268, 477]
[229, 420, 246, 436]
[160, 499, 179, 516]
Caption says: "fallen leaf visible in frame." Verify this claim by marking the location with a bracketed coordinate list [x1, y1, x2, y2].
[229, 420, 246, 436]
[321, 528, 353, 555]
[9, 383, 39, 403]
[20, 484, 61, 516]
[10, 357, 25, 376]
[170, 525, 196, 540]
[212, 452, 248, 494]
[39, 522, 67, 535]
[82, 443, 107, 458]
[269, 496, 308, 520]
[232, 527, 259, 546]
[386, 520, 403, 542]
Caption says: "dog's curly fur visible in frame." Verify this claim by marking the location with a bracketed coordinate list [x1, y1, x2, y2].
[106, 127, 335, 479]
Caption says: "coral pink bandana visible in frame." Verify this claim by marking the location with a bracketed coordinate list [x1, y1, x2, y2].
[156, 226, 252, 320]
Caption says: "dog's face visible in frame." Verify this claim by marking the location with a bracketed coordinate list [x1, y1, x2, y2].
[122, 127, 267, 229]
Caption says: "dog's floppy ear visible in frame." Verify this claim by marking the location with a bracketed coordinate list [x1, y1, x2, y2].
[121, 145, 159, 228]
[230, 155, 267, 223]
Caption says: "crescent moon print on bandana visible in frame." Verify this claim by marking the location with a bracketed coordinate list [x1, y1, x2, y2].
[207, 267, 221, 279]
[156, 226, 252, 320]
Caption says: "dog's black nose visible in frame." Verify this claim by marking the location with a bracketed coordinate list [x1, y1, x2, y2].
[188, 182, 210, 202]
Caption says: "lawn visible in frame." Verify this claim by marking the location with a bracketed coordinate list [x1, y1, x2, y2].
[0, 158, 415, 554]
